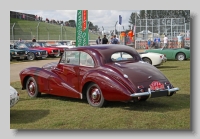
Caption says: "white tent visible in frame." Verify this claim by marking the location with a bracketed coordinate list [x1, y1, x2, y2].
[138, 30, 152, 34]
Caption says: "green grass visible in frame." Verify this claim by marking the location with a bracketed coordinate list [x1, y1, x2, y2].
[10, 18, 100, 41]
[10, 60, 190, 130]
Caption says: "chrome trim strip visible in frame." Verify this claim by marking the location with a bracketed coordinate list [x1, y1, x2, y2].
[130, 87, 179, 98]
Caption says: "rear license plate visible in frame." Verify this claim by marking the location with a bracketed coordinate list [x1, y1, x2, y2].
[149, 81, 165, 91]
[20, 56, 24, 59]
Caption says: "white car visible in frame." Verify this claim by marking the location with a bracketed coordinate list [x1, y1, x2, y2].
[139, 52, 167, 66]
[10, 86, 19, 108]
[111, 51, 167, 66]
[54, 42, 75, 49]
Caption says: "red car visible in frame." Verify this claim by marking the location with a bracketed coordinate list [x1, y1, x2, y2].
[19, 44, 179, 107]
[26, 42, 60, 57]
[37, 42, 65, 56]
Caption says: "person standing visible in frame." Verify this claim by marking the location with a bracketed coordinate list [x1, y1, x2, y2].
[157, 37, 161, 48]
[32, 37, 36, 42]
[163, 35, 168, 48]
[147, 39, 151, 49]
[109, 36, 113, 44]
[111, 35, 119, 44]
[154, 37, 158, 48]
[125, 34, 130, 45]
[102, 35, 108, 44]
[177, 34, 183, 48]
[18, 38, 22, 42]
[96, 36, 101, 44]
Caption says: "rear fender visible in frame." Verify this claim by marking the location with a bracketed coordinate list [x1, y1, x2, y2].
[81, 71, 135, 101]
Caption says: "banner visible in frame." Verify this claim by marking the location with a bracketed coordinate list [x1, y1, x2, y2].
[76, 10, 89, 47]
[119, 15, 122, 25]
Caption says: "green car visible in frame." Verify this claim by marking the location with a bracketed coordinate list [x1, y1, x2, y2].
[10, 44, 28, 61]
[145, 47, 190, 61]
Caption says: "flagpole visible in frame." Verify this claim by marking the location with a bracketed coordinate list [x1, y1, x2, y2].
[134, 12, 137, 49]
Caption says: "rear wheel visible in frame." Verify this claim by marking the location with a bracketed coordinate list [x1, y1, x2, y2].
[26, 77, 41, 98]
[10, 54, 12, 61]
[86, 83, 106, 107]
[142, 58, 152, 65]
[176, 53, 185, 61]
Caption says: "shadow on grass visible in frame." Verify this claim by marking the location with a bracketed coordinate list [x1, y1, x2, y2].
[26, 93, 190, 112]
[39, 93, 88, 104]
[157, 66, 178, 69]
[10, 109, 50, 124]
[106, 94, 190, 112]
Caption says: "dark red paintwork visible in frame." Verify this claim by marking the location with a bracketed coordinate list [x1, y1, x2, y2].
[19, 44, 179, 107]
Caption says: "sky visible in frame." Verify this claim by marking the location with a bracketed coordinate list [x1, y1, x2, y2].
[13, 10, 139, 32]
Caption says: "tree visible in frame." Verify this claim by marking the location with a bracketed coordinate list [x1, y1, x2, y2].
[68, 20, 76, 27]
[128, 12, 139, 29]
[139, 10, 145, 19]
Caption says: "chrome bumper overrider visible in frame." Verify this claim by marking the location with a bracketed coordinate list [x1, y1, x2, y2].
[130, 87, 179, 98]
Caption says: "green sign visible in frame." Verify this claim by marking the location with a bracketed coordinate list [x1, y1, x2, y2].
[76, 10, 89, 47]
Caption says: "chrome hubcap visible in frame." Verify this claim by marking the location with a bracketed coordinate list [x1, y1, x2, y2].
[92, 89, 99, 99]
[29, 84, 34, 92]
[178, 55, 184, 60]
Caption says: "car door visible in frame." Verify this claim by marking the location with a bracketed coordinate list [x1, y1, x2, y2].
[52, 51, 81, 98]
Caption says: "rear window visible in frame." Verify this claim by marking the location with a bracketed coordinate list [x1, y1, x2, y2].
[111, 52, 135, 62]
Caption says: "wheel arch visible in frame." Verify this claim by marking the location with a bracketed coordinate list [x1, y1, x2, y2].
[81, 81, 94, 99]
[22, 75, 32, 89]
[80, 72, 133, 101]
[142, 57, 152, 65]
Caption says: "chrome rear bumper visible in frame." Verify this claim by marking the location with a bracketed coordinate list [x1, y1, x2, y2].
[130, 87, 179, 98]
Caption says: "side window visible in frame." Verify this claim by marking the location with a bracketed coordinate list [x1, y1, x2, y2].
[61, 51, 80, 65]
[111, 52, 134, 62]
[80, 52, 94, 67]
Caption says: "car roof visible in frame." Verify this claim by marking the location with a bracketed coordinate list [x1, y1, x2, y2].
[65, 44, 140, 64]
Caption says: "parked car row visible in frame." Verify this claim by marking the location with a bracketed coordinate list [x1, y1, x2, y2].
[10, 41, 77, 61]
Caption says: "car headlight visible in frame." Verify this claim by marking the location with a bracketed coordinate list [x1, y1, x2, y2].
[38, 52, 40, 55]
[46, 51, 48, 54]
[25, 51, 28, 54]
[15, 52, 17, 55]
[52, 50, 53, 53]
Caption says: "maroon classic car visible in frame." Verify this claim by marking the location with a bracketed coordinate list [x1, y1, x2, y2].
[19, 44, 179, 107]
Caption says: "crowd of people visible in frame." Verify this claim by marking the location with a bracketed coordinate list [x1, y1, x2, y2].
[146, 34, 185, 49]
[95, 35, 122, 45]
[96, 33, 185, 49]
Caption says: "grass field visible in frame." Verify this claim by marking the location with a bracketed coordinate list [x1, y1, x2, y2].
[10, 18, 100, 41]
[10, 60, 190, 130]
